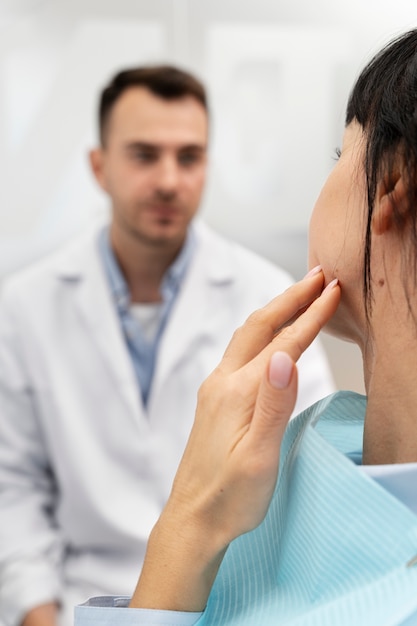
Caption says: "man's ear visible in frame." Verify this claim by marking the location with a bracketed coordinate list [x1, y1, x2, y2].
[89, 148, 108, 192]
[372, 173, 408, 235]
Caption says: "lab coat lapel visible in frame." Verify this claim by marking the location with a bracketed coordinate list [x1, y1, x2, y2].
[151, 225, 235, 395]
[200, 392, 417, 626]
[55, 226, 143, 421]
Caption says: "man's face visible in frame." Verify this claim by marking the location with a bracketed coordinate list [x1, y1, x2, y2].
[91, 86, 208, 249]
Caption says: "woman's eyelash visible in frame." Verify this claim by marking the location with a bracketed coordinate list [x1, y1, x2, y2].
[333, 147, 342, 160]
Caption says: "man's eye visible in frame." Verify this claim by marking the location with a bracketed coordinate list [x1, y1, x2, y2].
[178, 153, 200, 166]
[132, 150, 156, 162]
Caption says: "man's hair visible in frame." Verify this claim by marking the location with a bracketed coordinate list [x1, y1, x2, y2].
[98, 64, 208, 145]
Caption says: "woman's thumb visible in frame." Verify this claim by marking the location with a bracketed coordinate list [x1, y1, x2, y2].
[269, 351, 295, 391]
[252, 351, 298, 443]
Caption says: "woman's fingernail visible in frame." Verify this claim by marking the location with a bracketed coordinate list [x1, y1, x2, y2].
[322, 278, 339, 294]
[269, 352, 293, 389]
[303, 265, 322, 279]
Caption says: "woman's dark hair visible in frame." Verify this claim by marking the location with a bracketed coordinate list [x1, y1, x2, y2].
[98, 65, 208, 146]
[346, 29, 417, 317]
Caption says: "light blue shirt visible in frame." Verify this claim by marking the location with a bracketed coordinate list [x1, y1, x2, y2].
[98, 226, 196, 406]
[74, 392, 417, 625]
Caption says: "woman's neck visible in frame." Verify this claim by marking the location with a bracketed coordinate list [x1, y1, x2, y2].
[362, 335, 417, 464]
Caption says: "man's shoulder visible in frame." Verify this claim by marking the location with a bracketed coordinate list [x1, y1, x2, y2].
[193, 220, 294, 287]
[1, 223, 103, 303]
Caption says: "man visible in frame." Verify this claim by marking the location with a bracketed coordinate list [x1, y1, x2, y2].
[0, 66, 334, 626]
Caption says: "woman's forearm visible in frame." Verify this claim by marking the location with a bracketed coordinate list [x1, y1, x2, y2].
[130, 506, 226, 611]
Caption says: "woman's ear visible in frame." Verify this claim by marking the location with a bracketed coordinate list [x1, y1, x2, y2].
[372, 173, 408, 235]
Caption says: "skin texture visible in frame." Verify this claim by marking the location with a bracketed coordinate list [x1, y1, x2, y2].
[90, 86, 208, 302]
[308, 122, 367, 346]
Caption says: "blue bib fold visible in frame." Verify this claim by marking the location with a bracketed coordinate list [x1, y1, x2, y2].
[199, 391, 417, 626]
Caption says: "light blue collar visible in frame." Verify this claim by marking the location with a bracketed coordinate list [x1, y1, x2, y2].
[98, 225, 196, 310]
[200, 391, 417, 626]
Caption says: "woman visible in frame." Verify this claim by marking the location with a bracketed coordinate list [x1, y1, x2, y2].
[76, 29, 417, 625]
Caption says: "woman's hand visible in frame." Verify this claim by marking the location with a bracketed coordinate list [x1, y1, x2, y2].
[131, 268, 340, 612]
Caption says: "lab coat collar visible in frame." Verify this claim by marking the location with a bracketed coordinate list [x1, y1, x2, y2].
[54, 220, 107, 280]
[53, 222, 143, 421]
[189, 219, 236, 283]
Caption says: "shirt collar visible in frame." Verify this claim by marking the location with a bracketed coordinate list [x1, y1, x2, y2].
[98, 227, 130, 310]
[98, 225, 196, 310]
[161, 225, 196, 298]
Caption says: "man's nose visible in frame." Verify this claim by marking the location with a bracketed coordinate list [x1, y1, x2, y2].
[156, 156, 180, 194]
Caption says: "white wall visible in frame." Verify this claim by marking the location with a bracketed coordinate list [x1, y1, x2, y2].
[2, 0, 416, 393]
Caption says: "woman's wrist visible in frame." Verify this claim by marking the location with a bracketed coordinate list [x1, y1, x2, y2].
[130, 507, 227, 612]
[21, 603, 58, 626]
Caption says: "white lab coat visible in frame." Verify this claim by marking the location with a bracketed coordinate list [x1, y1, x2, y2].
[0, 220, 334, 626]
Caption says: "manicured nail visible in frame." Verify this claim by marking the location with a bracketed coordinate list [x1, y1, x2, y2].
[303, 265, 322, 279]
[269, 352, 293, 389]
[322, 278, 339, 294]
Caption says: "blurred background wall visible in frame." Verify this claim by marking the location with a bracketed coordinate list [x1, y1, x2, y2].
[1, 0, 417, 392]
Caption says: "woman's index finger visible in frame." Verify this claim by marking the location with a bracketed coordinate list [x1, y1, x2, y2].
[219, 271, 326, 374]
